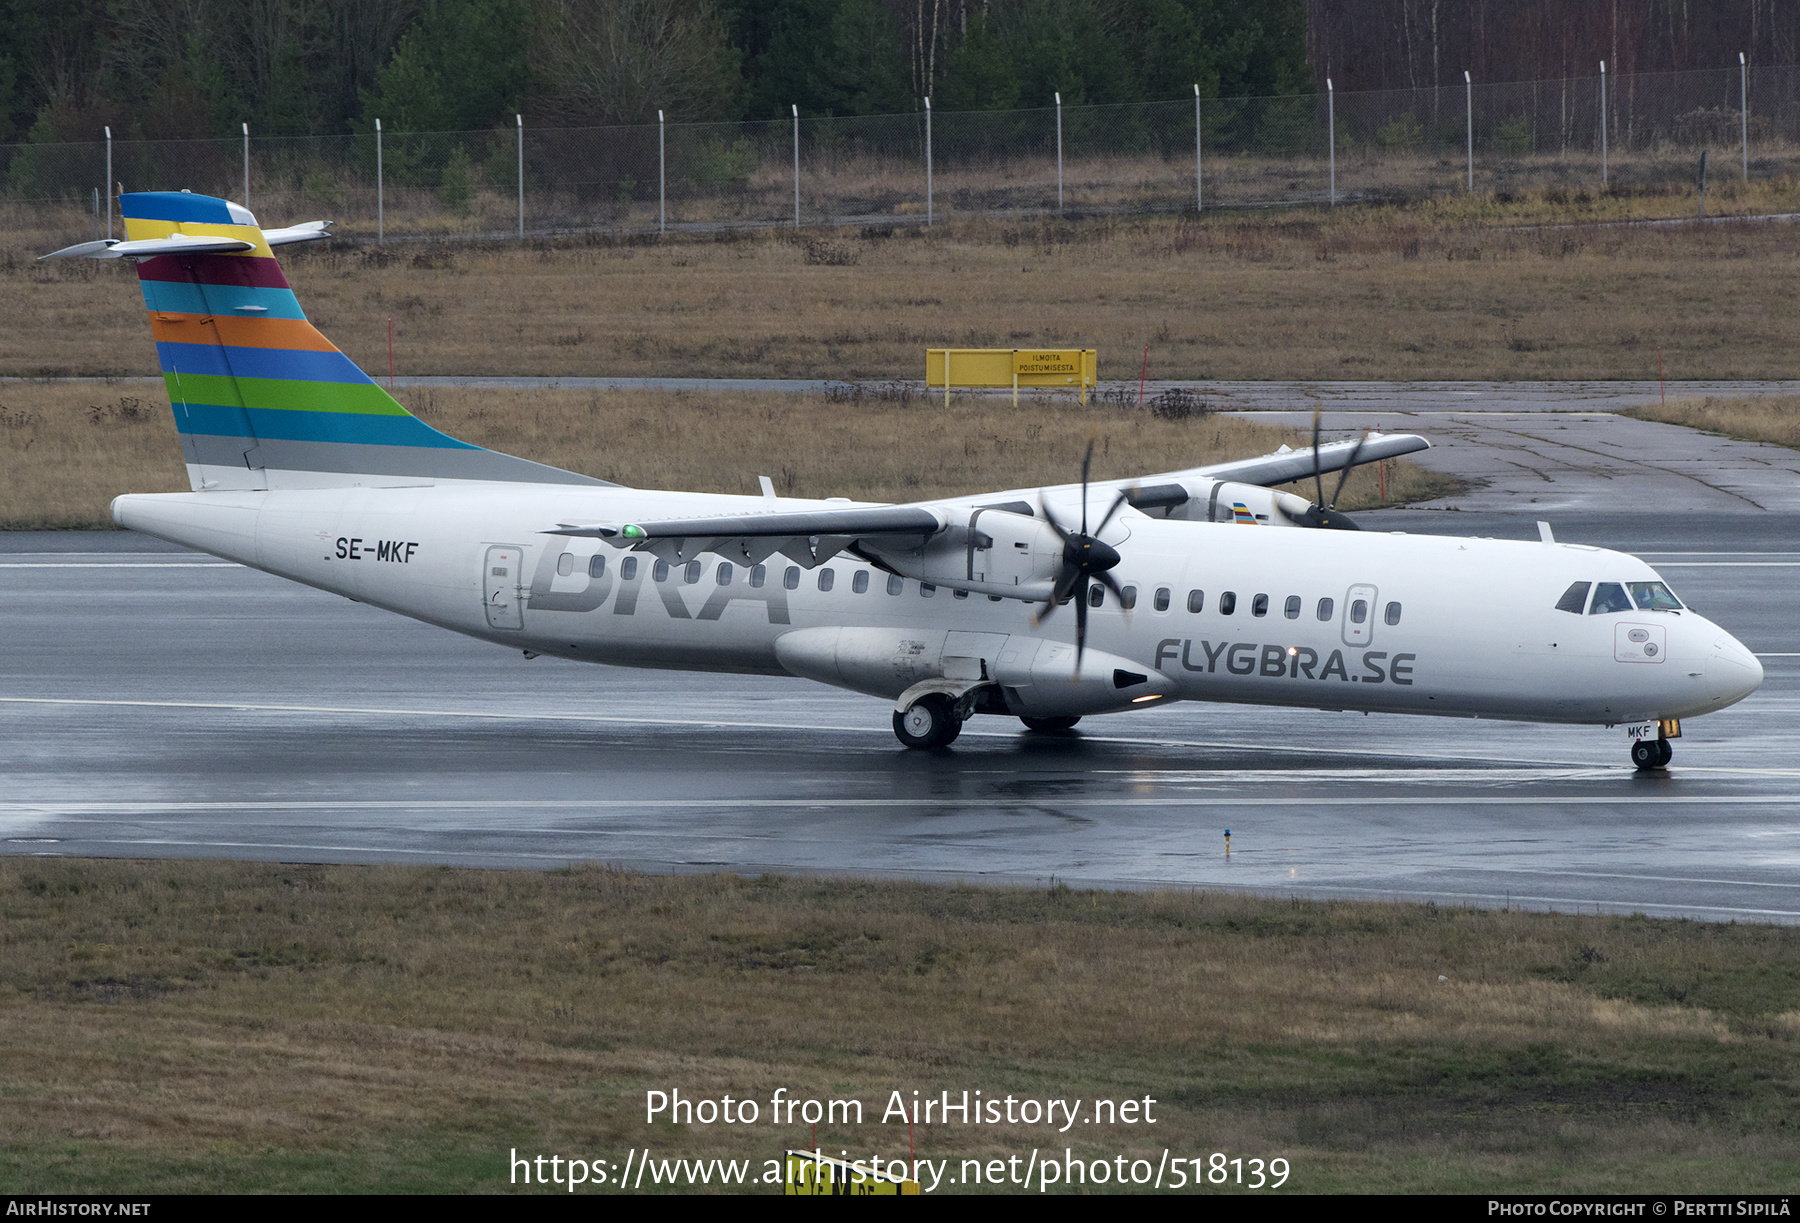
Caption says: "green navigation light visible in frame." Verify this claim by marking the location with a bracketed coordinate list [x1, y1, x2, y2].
[622, 524, 646, 539]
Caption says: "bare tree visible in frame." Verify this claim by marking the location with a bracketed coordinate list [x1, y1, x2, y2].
[531, 0, 737, 125]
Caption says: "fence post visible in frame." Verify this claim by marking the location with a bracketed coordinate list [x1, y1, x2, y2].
[104, 126, 111, 240]
[1464, 71, 1473, 191]
[792, 104, 800, 228]
[1193, 84, 1202, 213]
[375, 118, 383, 245]
[242, 122, 250, 208]
[1055, 91, 1063, 216]
[658, 109, 666, 236]
[1740, 52, 1749, 181]
[1327, 78, 1335, 207]
[1599, 61, 1607, 186]
[925, 97, 933, 226]
[516, 113, 524, 239]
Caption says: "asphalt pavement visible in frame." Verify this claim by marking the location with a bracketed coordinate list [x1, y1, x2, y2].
[3, 510, 1796, 920]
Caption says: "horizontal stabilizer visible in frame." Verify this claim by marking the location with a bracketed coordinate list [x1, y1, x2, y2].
[262, 221, 334, 247]
[40, 234, 257, 260]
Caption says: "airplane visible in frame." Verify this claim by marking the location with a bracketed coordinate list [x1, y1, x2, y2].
[42, 190, 1763, 770]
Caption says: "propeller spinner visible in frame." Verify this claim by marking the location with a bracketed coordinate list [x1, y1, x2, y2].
[1032, 439, 1131, 671]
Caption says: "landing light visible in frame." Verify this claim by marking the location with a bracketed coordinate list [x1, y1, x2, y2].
[1287, 646, 1298, 656]
[1131, 694, 1162, 704]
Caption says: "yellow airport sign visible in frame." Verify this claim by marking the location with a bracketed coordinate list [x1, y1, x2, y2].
[784, 1149, 920, 1195]
[927, 348, 1097, 405]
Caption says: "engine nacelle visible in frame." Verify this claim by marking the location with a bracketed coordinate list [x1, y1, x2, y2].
[858, 507, 1061, 600]
[1128, 478, 1317, 527]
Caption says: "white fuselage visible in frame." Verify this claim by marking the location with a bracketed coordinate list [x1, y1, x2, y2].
[112, 483, 1764, 728]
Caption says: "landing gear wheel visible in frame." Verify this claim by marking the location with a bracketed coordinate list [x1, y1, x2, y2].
[1020, 715, 1081, 732]
[1631, 739, 1673, 771]
[894, 694, 962, 749]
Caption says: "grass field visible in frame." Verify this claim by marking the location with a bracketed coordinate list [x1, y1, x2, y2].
[2, 858, 1797, 1194]
[7, 188, 1800, 385]
[1622, 394, 1800, 451]
[0, 381, 1458, 530]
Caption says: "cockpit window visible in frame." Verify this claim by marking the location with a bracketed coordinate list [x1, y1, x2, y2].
[1628, 581, 1683, 611]
[1554, 581, 1590, 613]
[1588, 582, 1632, 614]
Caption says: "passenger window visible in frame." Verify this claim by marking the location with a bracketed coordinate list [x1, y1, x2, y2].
[887, 574, 904, 595]
[749, 564, 766, 588]
[556, 552, 574, 577]
[1187, 589, 1204, 613]
[1283, 595, 1301, 619]
[716, 562, 733, 586]
[1251, 593, 1269, 617]
[587, 554, 606, 579]
[1554, 581, 1591, 614]
[621, 557, 638, 580]
[653, 560, 670, 583]
[920, 583, 935, 597]
[783, 566, 800, 590]
[1628, 581, 1683, 611]
[1119, 585, 1137, 610]
[1154, 587, 1171, 612]
[852, 571, 869, 594]
[1219, 591, 1237, 616]
[953, 589, 969, 600]
[1350, 599, 1368, 624]
[1089, 585, 1104, 608]
[818, 568, 835, 592]
[1384, 601, 1402, 625]
[683, 561, 702, 584]
[1316, 597, 1334, 621]
[1589, 582, 1632, 614]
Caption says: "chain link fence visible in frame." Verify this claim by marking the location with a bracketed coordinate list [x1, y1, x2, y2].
[6, 61, 1799, 245]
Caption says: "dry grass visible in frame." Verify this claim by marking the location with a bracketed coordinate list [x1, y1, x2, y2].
[7, 191, 1800, 384]
[1621, 394, 1800, 450]
[0, 381, 1457, 530]
[2, 858, 1798, 1193]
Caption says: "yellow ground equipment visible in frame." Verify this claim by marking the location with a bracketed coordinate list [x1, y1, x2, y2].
[927, 348, 1097, 405]
[785, 1149, 920, 1195]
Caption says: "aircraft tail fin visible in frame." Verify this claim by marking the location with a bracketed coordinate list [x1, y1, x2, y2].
[79, 191, 604, 491]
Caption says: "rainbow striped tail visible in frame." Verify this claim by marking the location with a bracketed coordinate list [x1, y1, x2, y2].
[92, 191, 604, 491]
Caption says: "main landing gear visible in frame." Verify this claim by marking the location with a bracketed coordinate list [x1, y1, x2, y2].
[1020, 716, 1081, 732]
[1631, 738, 1673, 771]
[893, 694, 962, 749]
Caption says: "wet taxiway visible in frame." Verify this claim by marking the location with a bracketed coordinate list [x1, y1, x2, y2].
[3, 512, 1796, 920]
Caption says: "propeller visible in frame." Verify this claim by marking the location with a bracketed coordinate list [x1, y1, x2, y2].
[1031, 439, 1131, 671]
[1279, 407, 1365, 530]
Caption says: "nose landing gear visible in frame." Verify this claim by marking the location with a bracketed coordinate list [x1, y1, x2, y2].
[1630, 738, 1673, 771]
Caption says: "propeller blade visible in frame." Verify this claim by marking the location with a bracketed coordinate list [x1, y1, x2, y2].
[1311, 406, 1325, 509]
[1038, 495, 1075, 545]
[1074, 576, 1089, 672]
[1090, 489, 1131, 539]
[1095, 570, 1131, 624]
[1079, 437, 1095, 537]
[1328, 432, 1370, 510]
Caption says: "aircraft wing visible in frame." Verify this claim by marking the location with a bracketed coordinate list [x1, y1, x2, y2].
[972, 431, 1431, 516]
[1168, 432, 1430, 488]
[546, 505, 945, 568]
